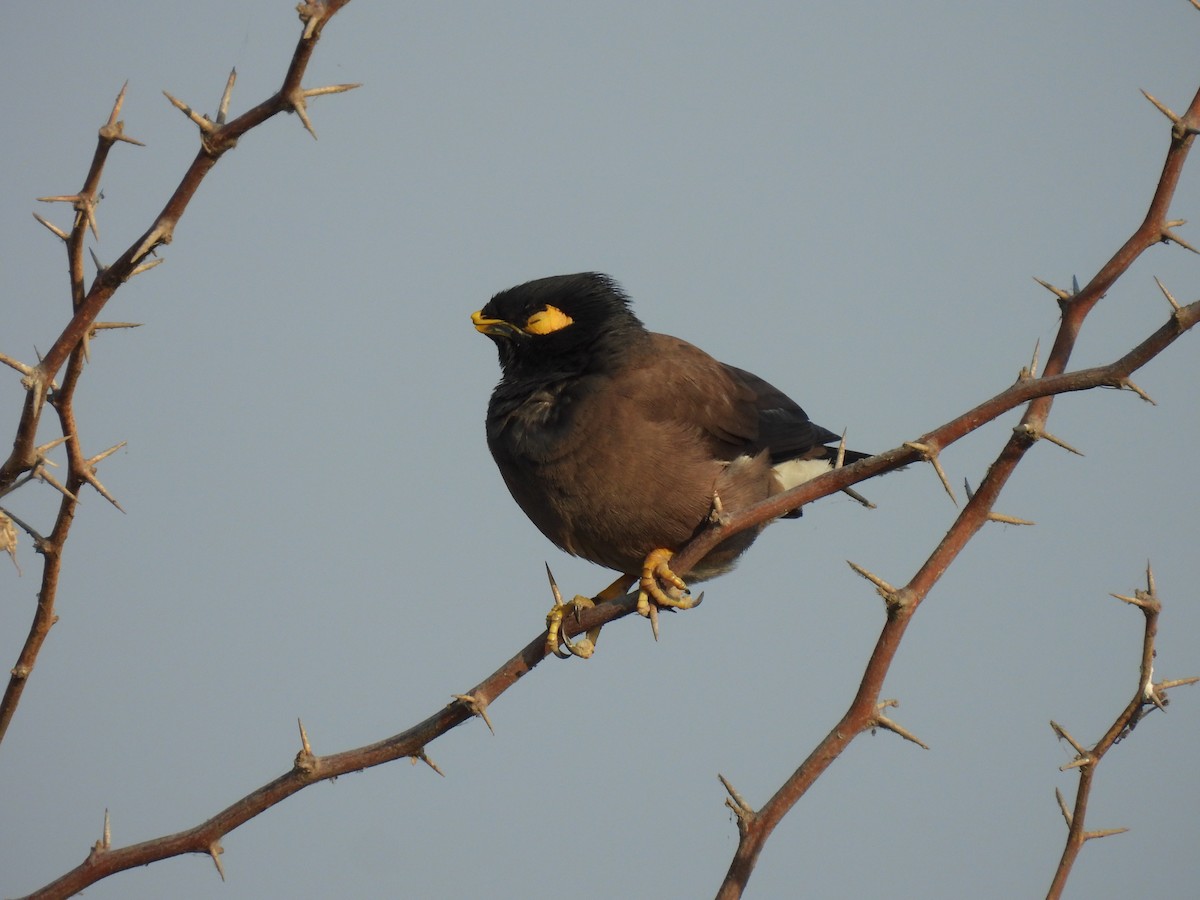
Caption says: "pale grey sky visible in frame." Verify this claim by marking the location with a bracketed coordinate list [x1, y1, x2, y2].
[2, 3, 1198, 898]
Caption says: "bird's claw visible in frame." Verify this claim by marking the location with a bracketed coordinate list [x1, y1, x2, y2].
[636, 547, 694, 609]
[636, 548, 700, 641]
[544, 558, 697, 653]
[544, 564, 600, 658]
[545, 594, 597, 659]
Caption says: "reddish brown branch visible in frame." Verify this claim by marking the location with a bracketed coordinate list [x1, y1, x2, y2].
[0, 0, 356, 749]
[31, 6, 359, 389]
[17, 292, 1198, 897]
[18, 632, 546, 899]
[692, 298, 1197, 572]
[7, 10, 1198, 899]
[1045, 568, 1198, 899]
[546, 293, 1199, 649]
[711, 83, 1200, 900]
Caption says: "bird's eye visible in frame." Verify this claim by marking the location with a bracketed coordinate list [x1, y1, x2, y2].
[523, 305, 574, 335]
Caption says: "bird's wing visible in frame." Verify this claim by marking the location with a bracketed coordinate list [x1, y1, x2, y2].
[721, 363, 842, 463]
[626, 334, 762, 452]
[621, 335, 848, 464]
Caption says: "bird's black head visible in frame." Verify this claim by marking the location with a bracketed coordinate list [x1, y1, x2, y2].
[472, 273, 645, 378]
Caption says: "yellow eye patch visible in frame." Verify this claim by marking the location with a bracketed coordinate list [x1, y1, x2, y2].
[523, 305, 574, 335]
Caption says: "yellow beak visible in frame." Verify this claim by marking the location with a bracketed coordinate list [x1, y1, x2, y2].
[472, 310, 518, 337]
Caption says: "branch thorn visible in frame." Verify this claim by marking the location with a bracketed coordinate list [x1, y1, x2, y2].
[1157, 676, 1200, 691]
[0, 510, 19, 574]
[108, 81, 128, 124]
[35, 465, 78, 502]
[871, 699, 929, 749]
[846, 560, 904, 607]
[1084, 827, 1129, 841]
[208, 842, 226, 881]
[719, 773, 756, 832]
[1014, 423, 1084, 456]
[82, 441, 127, 511]
[286, 82, 361, 139]
[1118, 377, 1155, 404]
[903, 441, 956, 504]
[1019, 338, 1041, 381]
[987, 511, 1036, 526]
[37, 193, 99, 238]
[130, 257, 164, 278]
[38, 434, 70, 451]
[1162, 226, 1199, 254]
[1039, 429, 1084, 455]
[1055, 788, 1072, 827]
[452, 692, 495, 735]
[1033, 276, 1071, 304]
[89, 808, 113, 857]
[1050, 720, 1091, 770]
[293, 718, 318, 774]
[163, 90, 216, 134]
[1140, 88, 1181, 125]
[829, 432, 875, 506]
[217, 69, 237, 125]
[99, 82, 144, 147]
[0, 351, 37, 378]
[840, 486, 875, 508]
[411, 749, 446, 777]
[297, 1, 325, 40]
[32, 212, 69, 241]
[1110, 593, 1150, 611]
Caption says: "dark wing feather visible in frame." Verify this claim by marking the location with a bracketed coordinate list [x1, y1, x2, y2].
[637, 334, 761, 454]
[722, 364, 841, 463]
[633, 336, 863, 469]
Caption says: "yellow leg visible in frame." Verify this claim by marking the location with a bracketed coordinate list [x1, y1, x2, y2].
[546, 593, 595, 658]
[636, 548, 699, 641]
[636, 547, 696, 611]
[545, 569, 636, 659]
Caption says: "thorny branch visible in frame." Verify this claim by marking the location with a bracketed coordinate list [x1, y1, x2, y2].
[7, 7, 1198, 900]
[20, 129, 1200, 896]
[709, 80, 1200, 900]
[550, 291, 1200, 645]
[1044, 566, 1199, 899]
[0, 0, 358, 746]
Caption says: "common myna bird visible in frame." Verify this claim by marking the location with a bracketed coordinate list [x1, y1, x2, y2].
[472, 272, 868, 657]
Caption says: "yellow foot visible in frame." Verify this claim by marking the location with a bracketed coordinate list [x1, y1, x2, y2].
[543, 567, 636, 659]
[636, 548, 700, 641]
[546, 592, 597, 659]
[544, 565, 599, 658]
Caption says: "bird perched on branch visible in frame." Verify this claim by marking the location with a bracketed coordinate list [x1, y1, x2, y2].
[472, 272, 869, 657]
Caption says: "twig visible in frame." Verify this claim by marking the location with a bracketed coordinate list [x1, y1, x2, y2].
[0, 0, 357, 750]
[8, 9, 1199, 900]
[712, 80, 1200, 900]
[1045, 566, 1196, 899]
